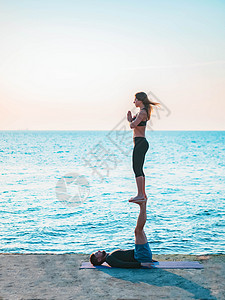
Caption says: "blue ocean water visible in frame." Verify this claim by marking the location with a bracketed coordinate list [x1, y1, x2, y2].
[0, 130, 225, 255]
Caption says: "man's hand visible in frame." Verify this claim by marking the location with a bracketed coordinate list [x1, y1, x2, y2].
[127, 111, 132, 122]
[141, 262, 155, 268]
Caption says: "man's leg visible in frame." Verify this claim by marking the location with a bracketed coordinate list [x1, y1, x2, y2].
[134, 202, 148, 244]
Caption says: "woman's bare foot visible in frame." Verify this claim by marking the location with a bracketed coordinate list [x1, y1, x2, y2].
[129, 195, 147, 204]
[129, 198, 147, 204]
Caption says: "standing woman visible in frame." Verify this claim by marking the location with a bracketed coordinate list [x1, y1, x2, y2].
[127, 92, 159, 203]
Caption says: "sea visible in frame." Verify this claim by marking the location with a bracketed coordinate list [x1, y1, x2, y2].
[0, 130, 225, 255]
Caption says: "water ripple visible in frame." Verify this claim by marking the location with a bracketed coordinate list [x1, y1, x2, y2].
[0, 130, 225, 254]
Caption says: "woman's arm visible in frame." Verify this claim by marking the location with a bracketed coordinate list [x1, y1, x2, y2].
[129, 110, 146, 129]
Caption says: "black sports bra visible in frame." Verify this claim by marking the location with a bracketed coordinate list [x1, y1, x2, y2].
[132, 108, 148, 126]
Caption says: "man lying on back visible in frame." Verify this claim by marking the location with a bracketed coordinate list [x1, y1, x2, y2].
[90, 199, 156, 268]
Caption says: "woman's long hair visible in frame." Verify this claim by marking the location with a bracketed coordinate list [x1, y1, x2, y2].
[135, 92, 160, 120]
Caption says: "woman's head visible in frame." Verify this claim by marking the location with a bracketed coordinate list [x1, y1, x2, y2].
[134, 92, 160, 120]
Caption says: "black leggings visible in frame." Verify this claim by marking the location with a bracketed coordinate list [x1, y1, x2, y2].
[132, 137, 149, 178]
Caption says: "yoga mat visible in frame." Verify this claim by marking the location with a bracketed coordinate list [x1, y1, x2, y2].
[80, 261, 204, 269]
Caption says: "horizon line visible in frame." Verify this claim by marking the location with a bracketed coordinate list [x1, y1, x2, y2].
[0, 129, 225, 132]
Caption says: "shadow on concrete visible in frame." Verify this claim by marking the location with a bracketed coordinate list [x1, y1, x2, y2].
[97, 267, 216, 300]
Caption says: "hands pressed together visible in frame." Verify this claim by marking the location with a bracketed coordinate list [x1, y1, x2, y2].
[127, 110, 133, 122]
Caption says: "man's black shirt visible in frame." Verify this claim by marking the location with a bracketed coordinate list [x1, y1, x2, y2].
[106, 249, 141, 268]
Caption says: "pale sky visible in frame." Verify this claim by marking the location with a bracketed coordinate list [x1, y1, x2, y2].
[0, 0, 225, 130]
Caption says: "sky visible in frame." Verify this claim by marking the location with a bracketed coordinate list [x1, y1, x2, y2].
[0, 0, 225, 130]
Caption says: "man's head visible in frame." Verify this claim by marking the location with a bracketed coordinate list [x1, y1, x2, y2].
[89, 250, 107, 266]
